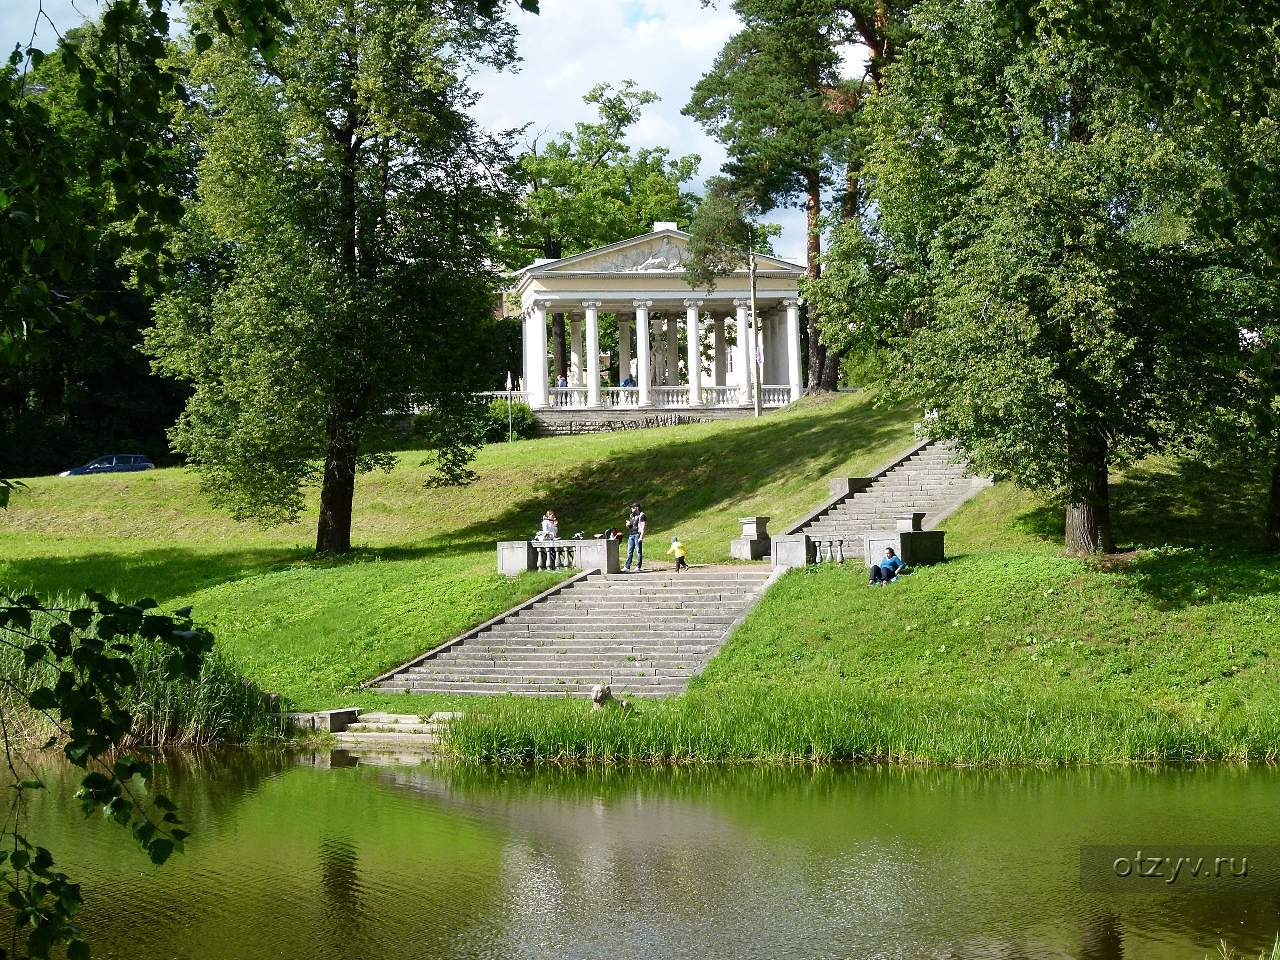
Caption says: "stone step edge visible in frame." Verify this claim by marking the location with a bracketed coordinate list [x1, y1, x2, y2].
[360, 569, 596, 688]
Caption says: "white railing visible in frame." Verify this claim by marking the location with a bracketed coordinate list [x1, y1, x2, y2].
[652, 386, 691, 407]
[760, 385, 792, 407]
[474, 383, 794, 411]
[601, 387, 641, 407]
[531, 541, 581, 570]
[812, 538, 854, 564]
[548, 387, 589, 408]
[701, 385, 742, 407]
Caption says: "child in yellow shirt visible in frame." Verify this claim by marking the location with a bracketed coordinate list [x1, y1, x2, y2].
[666, 535, 689, 572]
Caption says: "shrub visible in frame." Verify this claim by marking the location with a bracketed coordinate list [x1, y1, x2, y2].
[482, 398, 537, 443]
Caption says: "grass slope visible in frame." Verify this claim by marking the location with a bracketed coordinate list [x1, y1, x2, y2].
[447, 456, 1280, 764]
[0, 392, 917, 713]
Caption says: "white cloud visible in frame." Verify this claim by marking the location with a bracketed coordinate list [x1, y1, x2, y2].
[469, 0, 808, 262]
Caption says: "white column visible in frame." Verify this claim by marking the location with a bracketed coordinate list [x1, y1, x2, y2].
[669, 314, 679, 385]
[733, 298, 752, 406]
[526, 300, 549, 409]
[784, 298, 802, 402]
[685, 299, 703, 406]
[618, 314, 632, 386]
[634, 300, 652, 406]
[713, 314, 727, 387]
[569, 315, 584, 386]
[583, 300, 601, 407]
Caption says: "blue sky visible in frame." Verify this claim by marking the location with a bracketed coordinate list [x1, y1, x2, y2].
[4, 0, 813, 261]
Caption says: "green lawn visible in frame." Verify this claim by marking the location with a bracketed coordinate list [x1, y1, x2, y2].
[7, 391, 1278, 762]
[0, 391, 918, 714]
[446, 451, 1280, 764]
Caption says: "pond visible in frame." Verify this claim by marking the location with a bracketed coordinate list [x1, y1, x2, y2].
[18, 750, 1280, 959]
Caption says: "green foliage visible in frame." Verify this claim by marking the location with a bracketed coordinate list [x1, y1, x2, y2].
[482, 398, 536, 443]
[842, 0, 1245, 550]
[1, 0, 291, 363]
[499, 80, 699, 266]
[0, 592, 219, 957]
[682, 176, 777, 292]
[148, 0, 526, 550]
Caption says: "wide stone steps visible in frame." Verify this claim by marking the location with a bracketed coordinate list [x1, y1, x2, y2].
[368, 566, 773, 698]
[380, 681, 689, 696]
[793, 440, 986, 551]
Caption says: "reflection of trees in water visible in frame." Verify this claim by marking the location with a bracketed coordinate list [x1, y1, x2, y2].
[367, 763, 1280, 960]
[318, 833, 363, 950]
[1079, 912, 1124, 960]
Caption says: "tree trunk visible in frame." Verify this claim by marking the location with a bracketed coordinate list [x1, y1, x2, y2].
[820, 350, 841, 391]
[1064, 432, 1115, 555]
[803, 169, 828, 393]
[1266, 442, 1280, 552]
[316, 418, 356, 554]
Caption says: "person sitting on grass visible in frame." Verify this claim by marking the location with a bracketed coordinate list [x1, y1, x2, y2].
[666, 535, 689, 572]
[868, 546, 905, 586]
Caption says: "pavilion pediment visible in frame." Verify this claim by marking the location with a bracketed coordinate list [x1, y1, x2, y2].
[544, 234, 692, 273]
[532, 230, 803, 276]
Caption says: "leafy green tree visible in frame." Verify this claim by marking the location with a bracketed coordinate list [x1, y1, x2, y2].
[685, 0, 911, 391]
[854, 0, 1241, 554]
[500, 81, 698, 380]
[0, 24, 191, 477]
[1, 0, 292, 363]
[147, 0, 528, 554]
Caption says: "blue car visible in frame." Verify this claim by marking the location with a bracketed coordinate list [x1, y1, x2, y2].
[58, 454, 155, 477]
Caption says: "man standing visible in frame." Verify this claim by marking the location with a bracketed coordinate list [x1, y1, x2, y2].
[624, 502, 647, 572]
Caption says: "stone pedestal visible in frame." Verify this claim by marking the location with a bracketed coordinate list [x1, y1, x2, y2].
[498, 540, 535, 576]
[864, 513, 945, 567]
[730, 516, 771, 560]
[828, 477, 872, 498]
[574, 537, 621, 574]
[772, 534, 814, 569]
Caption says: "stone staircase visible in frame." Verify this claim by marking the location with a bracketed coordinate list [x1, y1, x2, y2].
[367, 566, 775, 698]
[787, 440, 988, 559]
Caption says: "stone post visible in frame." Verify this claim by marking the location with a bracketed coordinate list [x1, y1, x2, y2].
[633, 300, 653, 406]
[730, 516, 771, 560]
[526, 300, 549, 409]
[733, 298, 752, 407]
[583, 300, 601, 407]
[772, 534, 814, 569]
[685, 299, 703, 406]
[784, 298, 802, 402]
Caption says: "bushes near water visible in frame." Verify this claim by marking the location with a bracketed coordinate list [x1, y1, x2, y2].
[0, 597, 283, 748]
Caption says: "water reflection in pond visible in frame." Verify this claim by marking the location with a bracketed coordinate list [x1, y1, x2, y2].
[16, 749, 1280, 959]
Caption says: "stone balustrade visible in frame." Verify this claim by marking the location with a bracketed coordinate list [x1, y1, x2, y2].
[498, 537, 621, 577]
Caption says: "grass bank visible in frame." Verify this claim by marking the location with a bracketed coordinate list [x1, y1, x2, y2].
[444, 457, 1280, 764]
[0, 392, 917, 714]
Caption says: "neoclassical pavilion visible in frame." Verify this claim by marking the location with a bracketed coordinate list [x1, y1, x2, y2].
[511, 223, 806, 411]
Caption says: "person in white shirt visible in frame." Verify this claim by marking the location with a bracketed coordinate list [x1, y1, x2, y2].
[539, 510, 559, 541]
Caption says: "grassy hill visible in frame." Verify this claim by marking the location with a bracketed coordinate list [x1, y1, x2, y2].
[6, 391, 1279, 762]
[0, 392, 917, 714]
